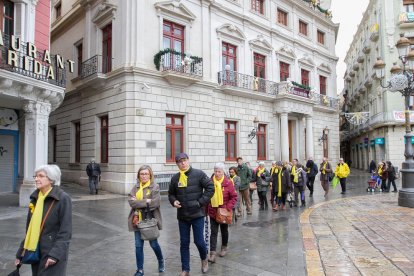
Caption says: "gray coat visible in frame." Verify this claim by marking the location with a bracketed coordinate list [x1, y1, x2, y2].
[17, 186, 72, 276]
[128, 181, 162, 231]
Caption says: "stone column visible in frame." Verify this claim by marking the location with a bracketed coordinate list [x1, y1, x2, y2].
[19, 100, 51, 206]
[273, 113, 280, 161]
[280, 112, 289, 161]
[306, 115, 314, 159]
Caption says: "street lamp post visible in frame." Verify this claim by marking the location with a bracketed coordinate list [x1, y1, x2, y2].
[373, 33, 414, 207]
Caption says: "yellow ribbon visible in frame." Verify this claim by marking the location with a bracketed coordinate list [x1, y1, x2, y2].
[322, 162, 327, 174]
[24, 188, 52, 251]
[257, 167, 265, 177]
[230, 175, 235, 186]
[211, 176, 224, 207]
[135, 181, 151, 222]
[178, 167, 189, 187]
[291, 166, 298, 183]
[277, 169, 282, 197]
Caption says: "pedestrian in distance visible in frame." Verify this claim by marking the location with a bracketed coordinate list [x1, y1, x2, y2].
[378, 162, 388, 191]
[320, 157, 333, 197]
[272, 161, 291, 211]
[168, 153, 214, 276]
[228, 166, 241, 217]
[291, 159, 307, 207]
[305, 157, 318, 197]
[86, 158, 101, 194]
[128, 165, 165, 276]
[15, 165, 72, 276]
[385, 161, 398, 193]
[369, 160, 377, 173]
[269, 161, 277, 205]
[246, 161, 256, 204]
[253, 161, 271, 210]
[236, 157, 252, 215]
[335, 158, 351, 194]
[207, 163, 238, 263]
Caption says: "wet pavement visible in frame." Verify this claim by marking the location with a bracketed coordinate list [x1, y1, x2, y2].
[0, 171, 411, 276]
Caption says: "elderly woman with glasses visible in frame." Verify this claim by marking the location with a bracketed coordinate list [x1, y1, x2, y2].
[206, 163, 238, 263]
[15, 164, 72, 276]
[128, 165, 164, 276]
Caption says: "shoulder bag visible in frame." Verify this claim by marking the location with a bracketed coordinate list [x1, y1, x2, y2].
[21, 200, 55, 264]
[137, 204, 160, 241]
[249, 182, 257, 190]
[215, 207, 232, 224]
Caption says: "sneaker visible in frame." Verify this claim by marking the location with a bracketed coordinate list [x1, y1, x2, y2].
[392, 190, 398, 193]
[134, 270, 144, 276]
[340, 191, 345, 194]
[219, 246, 227, 257]
[179, 271, 189, 276]
[208, 251, 216, 263]
[201, 258, 209, 273]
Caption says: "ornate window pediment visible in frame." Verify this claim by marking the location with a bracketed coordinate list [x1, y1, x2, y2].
[249, 35, 273, 54]
[216, 23, 246, 43]
[276, 45, 296, 60]
[92, 2, 117, 27]
[298, 55, 315, 67]
[154, 0, 196, 24]
[317, 62, 332, 74]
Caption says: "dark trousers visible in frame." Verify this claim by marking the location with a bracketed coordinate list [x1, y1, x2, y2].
[178, 217, 208, 272]
[294, 186, 305, 205]
[88, 176, 99, 193]
[249, 188, 255, 203]
[258, 191, 268, 209]
[209, 218, 229, 251]
[340, 177, 347, 192]
[387, 179, 397, 192]
[306, 176, 315, 194]
[274, 192, 287, 206]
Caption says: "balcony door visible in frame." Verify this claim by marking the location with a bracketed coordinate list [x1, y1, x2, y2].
[222, 42, 237, 85]
[102, 23, 112, 73]
[163, 20, 184, 71]
[253, 53, 266, 92]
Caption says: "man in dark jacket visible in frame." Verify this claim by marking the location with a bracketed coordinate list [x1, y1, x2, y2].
[386, 161, 398, 192]
[168, 153, 214, 276]
[86, 158, 101, 194]
[305, 157, 318, 196]
[236, 157, 252, 215]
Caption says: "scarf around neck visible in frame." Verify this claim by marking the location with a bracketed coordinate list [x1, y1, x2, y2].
[135, 181, 151, 222]
[257, 167, 265, 177]
[211, 176, 224, 207]
[178, 167, 189, 187]
[322, 162, 327, 174]
[24, 188, 52, 251]
[277, 169, 282, 197]
[291, 166, 298, 183]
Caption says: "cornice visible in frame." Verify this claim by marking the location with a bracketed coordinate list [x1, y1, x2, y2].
[51, 2, 85, 41]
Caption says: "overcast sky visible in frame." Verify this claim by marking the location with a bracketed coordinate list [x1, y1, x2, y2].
[331, 0, 369, 94]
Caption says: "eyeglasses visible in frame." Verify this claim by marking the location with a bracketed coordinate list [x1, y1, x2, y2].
[33, 175, 48, 179]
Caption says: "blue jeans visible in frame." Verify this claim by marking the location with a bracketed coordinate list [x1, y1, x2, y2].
[134, 231, 163, 271]
[178, 217, 208, 272]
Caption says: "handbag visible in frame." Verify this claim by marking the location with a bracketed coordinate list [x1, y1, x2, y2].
[215, 207, 232, 224]
[21, 200, 55, 264]
[249, 182, 257, 190]
[137, 204, 160, 241]
[7, 265, 20, 276]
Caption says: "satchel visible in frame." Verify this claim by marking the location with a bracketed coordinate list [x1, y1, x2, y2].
[249, 182, 257, 190]
[21, 200, 55, 264]
[137, 204, 160, 241]
[215, 207, 232, 224]
[7, 265, 21, 276]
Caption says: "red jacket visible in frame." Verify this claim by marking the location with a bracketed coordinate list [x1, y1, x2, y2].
[206, 176, 238, 218]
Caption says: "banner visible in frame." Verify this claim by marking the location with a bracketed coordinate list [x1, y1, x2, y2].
[393, 111, 414, 122]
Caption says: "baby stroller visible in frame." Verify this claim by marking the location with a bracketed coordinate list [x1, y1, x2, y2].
[286, 182, 295, 207]
[367, 173, 382, 192]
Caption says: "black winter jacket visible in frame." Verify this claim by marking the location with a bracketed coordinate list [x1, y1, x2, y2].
[271, 167, 291, 194]
[305, 160, 318, 179]
[168, 167, 214, 221]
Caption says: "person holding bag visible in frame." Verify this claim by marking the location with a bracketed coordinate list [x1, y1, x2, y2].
[206, 163, 238, 263]
[128, 165, 165, 276]
[320, 157, 333, 197]
[253, 162, 271, 210]
[15, 165, 72, 276]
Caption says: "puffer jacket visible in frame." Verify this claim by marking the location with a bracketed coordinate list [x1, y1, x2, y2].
[168, 167, 214, 221]
[335, 163, 350, 179]
[206, 176, 238, 219]
[128, 181, 162, 231]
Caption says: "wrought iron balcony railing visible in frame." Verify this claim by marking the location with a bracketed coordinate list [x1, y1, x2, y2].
[159, 51, 203, 77]
[217, 70, 278, 95]
[81, 55, 112, 79]
[0, 34, 66, 87]
[312, 93, 339, 109]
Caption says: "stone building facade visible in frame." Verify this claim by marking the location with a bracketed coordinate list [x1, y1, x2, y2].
[0, 0, 69, 205]
[49, 0, 340, 194]
[342, 0, 414, 171]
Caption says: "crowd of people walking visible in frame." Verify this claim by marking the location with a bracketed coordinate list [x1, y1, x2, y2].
[14, 153, 401, 276]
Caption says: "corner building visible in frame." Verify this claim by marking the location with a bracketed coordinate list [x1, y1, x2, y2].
[50, 0, 340, 194]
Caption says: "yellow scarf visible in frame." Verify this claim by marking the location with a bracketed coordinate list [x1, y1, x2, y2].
[178, 167, 189, 187]
[270, 166, 278, 175]
[230, 175, 235, 186]
[277, 169, 282, 197]
[291, 166, 298, 183]
[211, 176, 224, 207]
[378, 166, 383, 176]
[257, 167, 265, 177]
[135, 181, 151, 222]
[24, 188, 52, 251]
[322, 162, 327, 174]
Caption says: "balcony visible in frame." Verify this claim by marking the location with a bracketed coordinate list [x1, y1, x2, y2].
[370, 23, 379, 42]
[399, 12, 414, 28]
[312, 93, 339, 109]
[362, 41, 371, 54]
[156, 50, 203, 86]
[0, 34, 66, 87]
[217, 70, 277, 100]
[76, 55, 110, 88]
[357, 53, 365, 63]
[352, 63, 360, 71]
